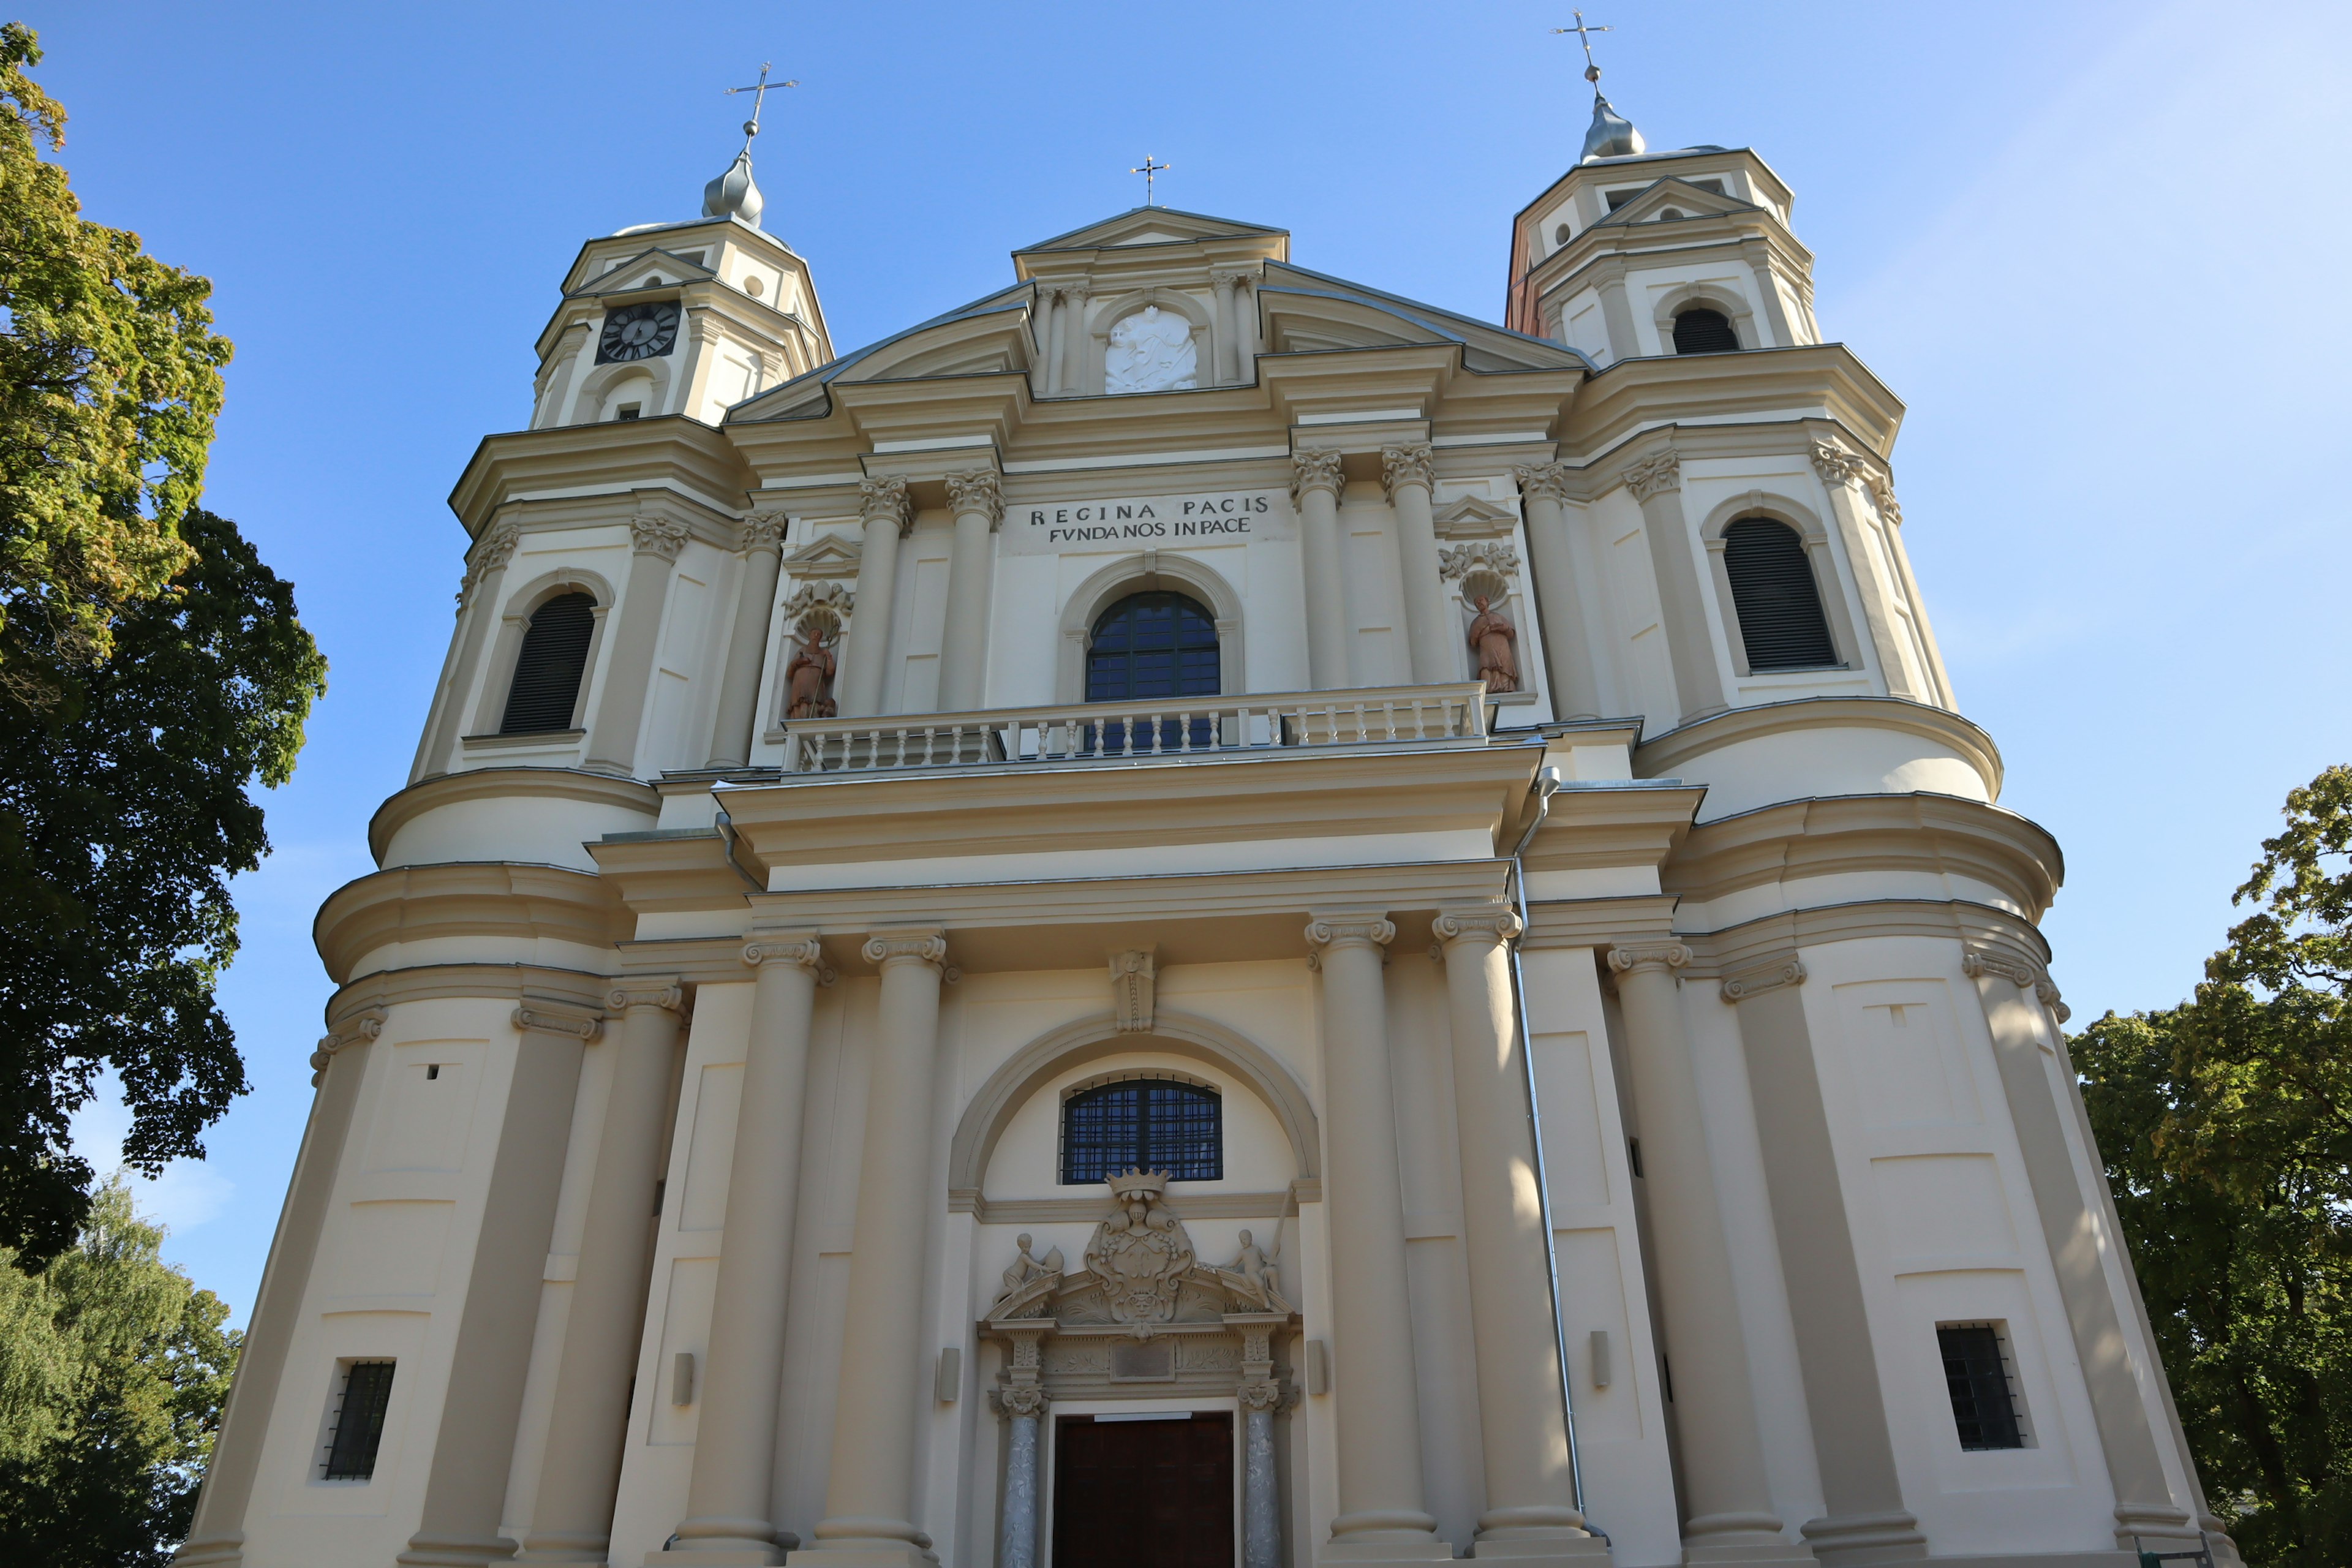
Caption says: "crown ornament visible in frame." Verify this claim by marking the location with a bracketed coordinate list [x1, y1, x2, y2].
[1106, 1167, 1170, 1202]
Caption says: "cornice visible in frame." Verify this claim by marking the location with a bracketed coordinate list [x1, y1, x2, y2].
[1520, 783, 1705, 874]
[1562, 347, 1904, 464]
[368, 767, 660, 866]
[314, 861, 632, 984]
[1522, 893, 1679, 951]
[1667, 897, 2053, 982]
[325, 960, 614, 1032]
[448, 416, 757, 537]
[1634, 696, 2003, 802]
[1529, 217, 1815, 309]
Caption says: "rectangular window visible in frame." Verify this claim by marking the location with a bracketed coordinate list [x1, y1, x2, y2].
[322, 1360, 396, 1479]
[616, 404, 642, 421]
[1937, 1323, 2025, 1450]
[1061, 1078, 1222, 1183]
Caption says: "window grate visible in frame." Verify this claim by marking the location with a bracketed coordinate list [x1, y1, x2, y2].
[1672, 307, 1740, 354]
[1062, 1079, 1223, 1183]
[1722, 518, 1838, 670]
[499, 592, 596, 734]
[1938, 1324, 2024, 1450]
[323, 1360, 396, 1480]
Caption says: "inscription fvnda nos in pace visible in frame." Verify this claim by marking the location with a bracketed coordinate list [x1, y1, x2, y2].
[1005, 489, 1295, 554]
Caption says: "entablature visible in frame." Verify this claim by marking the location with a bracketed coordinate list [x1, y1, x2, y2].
[449, 416, 756, 538]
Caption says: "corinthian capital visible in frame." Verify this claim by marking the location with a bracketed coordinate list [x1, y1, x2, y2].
[1303, 916, 1396, 952]
[1380, 443, 1435, 501]
[862, 928, 949, 968]
[1808, 439, 1863, 486]
[457, 519, 522, 611]
[1621, 449, 1681, 502]
[1513, 463, 1573, 505]
[1289, 448, 1345, 503]
[630, 514, 690, 560]
[1210, 268, 1254, 290]
[740, 510, 790, 552]
[944, 469, 1006, 529]
[1607, 941, 1691, 976]
[1432, 906, 1524, 947]
[858, 476, 913, 537]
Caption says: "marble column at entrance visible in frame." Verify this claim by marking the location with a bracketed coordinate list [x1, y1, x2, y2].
[519, 984, 689, 1563]
[937, 471, 1003, 712]
[837, 479, 910, 719]
[1510, 467, 1602, 722]
[1433, 909, 1608, 1564]
[662, 936, 829, 1564]
[1620, 450, 1728, 727]
[1605, 944, 1804, 1565]
[1290, 451, 1354, 690]
[706, 511, 789, 768]
[790, 929, 951, 1568]
[994, 1318, 1049, 1568]
[1381, 445, 1458, 685]
[1236, 1319, 1286, 1568]
[1304, 914, 1450, 1564]
[584, 514, 691, 775]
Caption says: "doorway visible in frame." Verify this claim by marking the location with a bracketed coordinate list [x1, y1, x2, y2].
[1052, 1411, 1234, 1568]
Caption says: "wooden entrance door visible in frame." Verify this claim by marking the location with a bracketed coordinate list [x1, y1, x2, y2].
[1052, 1412, 1234, 1568]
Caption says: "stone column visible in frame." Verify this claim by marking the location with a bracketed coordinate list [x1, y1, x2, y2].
[1234, 1317, 1286, 1568]
[1434, 909, 1607, 1564]
[1720, 957, 1926, 1565]
[1620, 451, 1727, 727]
[791, 929, 950, 1568]
[1511, 467, 1602, 721]
[402, 1001, 596, 1568]
[706, 513, 790, 768]
[997, 1379, 1047, 1568]
[936, 471, 1003, 712]
[1304, 915, 1450, 1564]
[1604, 943, 1796, 1564]
[663, 937, 828, 1563]
[584, 514, 690, 775]
[1057, 290, 1090, 394]
[836, 479, 910, 720]
[1381, 445, 1457, 685]
[413, 519, 520, 781]
[519, 984, 687, 1563]
[1290, 451, 1354, 691]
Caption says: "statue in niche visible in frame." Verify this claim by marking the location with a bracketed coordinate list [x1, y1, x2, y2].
[1084, 1168, 1196, 1323]
[1104, 304, 1197, 394]
[785, 622, 839, 719]
[1467, 592, 1520, 695]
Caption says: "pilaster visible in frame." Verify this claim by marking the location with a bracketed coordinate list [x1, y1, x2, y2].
[1291, 451, 1354, 690]
[837, 480, 911, 719]
[707, 511, 790, 768]
[584, 515, 690, 777]
[1622, 450, 1728, 726]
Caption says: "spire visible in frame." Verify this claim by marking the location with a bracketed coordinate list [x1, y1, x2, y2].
[704, 62, 796, 228]
[1552, 11, 1646, 162]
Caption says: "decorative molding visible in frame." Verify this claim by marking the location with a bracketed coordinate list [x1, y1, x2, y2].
[1812, 439, 1904, 526]
[1808, 439, 1864, 486]
[513, 1003, 603, 1041]
[605, 983, 685, 1016]
[1210, 268, 1254, 289]
[1431, 494, 1519, 541]
[2034, 977, 2071, 1024]
[308, 1008, 385, 1085]
[1289, 449, 1345, 503]
[1239, 1378, 1284, 1412]
[1109, 948, 1157, 1033]
[739, 511, 790, 552]
[456, 519, 521, 612]
[863, 929, 949, 968]
[982, 1174, 1294, 1327]
[1303, 916, 1396, 952]
[779, 530, 863, 581]
[1607, 941, 1692, 976]
[945, 469, 1006, 529]
[1513, 462, 1574, 505]
[781, 579, 854, 630]
[1962, 949, 2071, 1023]
[1438, 541, 1520, 581]
[1432, 907, 1523, 946]
[1719, 956, 1807, 1003]
[1621, 448, 1681, 502]
[1865, 473, 1904, 527]
[859, 476, 914, 538]
[998, 1383, 1049, 1419]
[743, 935, 826, 971]
[630, 514, 690, 560]
[1379, 443, 1435, 501]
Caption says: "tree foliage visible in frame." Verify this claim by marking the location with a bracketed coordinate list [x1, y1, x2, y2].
[2076, 766, 2352, 1566]
[0, 22, 232, 707]
[0, 1176, 239, 1567]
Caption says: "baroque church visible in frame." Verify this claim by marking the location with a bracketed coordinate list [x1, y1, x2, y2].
[175, 74, 2232, 1568]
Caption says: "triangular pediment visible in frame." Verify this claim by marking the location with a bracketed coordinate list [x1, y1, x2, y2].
[781, 531, 862, 579]
[573, 246, 717, 298]
[1596, 178, 1757, 230]
[1433, 495, 1519, 540]
[1017, 205, 1287, 258]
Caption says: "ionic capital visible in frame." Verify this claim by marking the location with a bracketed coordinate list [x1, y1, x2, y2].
[1960, 948, 2039, 989]
[309, 1008, 386, 1083]
[1304, 916, 1396, 953]
[1719, 956, 1806, 1003]
[1513, 463, 1573, 506]
[513, 1003, 603, 1042]
[862, 927, 950, 969]
[944, 469, 1006, 529]
[1607, 941, 1691, 976]
[1432, 906, 1524, 948]
[740, 510, 790, 552]
[1379, 443, 1435, 501]
[744, 934, 826, 971]
[606, 982, 686, 1016]
[1621, 448, 1681, 502]
[858, 476, 914, 538]
[630, 514, 690, 560]
[1289, 448, 1346, 504]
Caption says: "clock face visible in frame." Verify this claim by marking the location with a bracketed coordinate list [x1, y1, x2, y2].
[597, 301, 680, 363]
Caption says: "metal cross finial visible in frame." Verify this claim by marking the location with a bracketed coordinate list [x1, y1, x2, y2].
[1130, 154, 1171, 206]
[725, 62, 799, 148]
[1550, 12, 1613, 97]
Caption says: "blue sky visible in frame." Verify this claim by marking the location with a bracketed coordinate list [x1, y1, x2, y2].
[25, 0, 2351, 1324]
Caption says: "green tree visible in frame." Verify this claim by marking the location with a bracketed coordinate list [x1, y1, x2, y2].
[2076, 766, 2352, 1566]
[0, 1176, 239, 1567]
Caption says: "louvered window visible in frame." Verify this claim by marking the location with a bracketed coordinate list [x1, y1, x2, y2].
[322, 1360, 396, 1480]
[1937, 1324, 2026, 1450]
[1672, 307, 1740, 354]
[1062, 1077, 1223, 1184]
[1722, 519, 1838, 670]
[499, 592, 596, 734]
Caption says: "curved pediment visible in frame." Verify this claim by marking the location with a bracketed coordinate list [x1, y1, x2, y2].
[1019, 205, 1288, 258]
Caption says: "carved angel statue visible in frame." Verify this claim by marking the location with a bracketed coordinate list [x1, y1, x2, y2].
[785, 629, 838, 719]
[1104, 304, 1197, 395]
[1467, 593, 1520, 695]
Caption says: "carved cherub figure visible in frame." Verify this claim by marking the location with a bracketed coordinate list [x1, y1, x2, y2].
[1467, 594, 1520, 695]
[1003, 1233, 1044, 1296]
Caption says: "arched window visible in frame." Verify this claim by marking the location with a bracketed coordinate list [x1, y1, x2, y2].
[1087, 591, 1220, 702]
[1672, 307, 1740, 355]
[1722, 519, 1838, 671]
[1061, 1077, 1223, 1184]
[499, 592, 596, 734]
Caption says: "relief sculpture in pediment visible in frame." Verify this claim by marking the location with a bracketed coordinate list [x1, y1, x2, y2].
[982, 1170, 1294, 1327]
[1105, 305, 1197, 394]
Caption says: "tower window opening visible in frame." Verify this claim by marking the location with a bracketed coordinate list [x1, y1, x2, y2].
[616, 404, 641, 421]
[1672, 307, 1740, 354]
[1061, 1077, 1223, 1184]
[1553, 222, 1572, 244]
[322, 1360, 396, 1480]
[1937, 1322, 2027, 1450]
[1659, 207, 1686, 221]
[1604, 189, 1642, 209]
[1722, 518, 1838, 671]
[499, 592, 597, 734]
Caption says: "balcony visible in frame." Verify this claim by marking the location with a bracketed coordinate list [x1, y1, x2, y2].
[778, 682, 1492, 776]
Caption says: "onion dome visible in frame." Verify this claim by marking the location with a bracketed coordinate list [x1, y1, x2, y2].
[703, 145, 765, 227]
[1580, 94, 1646, 163]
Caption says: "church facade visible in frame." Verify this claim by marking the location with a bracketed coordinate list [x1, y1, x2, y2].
[175, 93, 2231, 1568]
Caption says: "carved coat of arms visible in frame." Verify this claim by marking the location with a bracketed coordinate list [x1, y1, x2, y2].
[1083, 1169, 1197, 1323]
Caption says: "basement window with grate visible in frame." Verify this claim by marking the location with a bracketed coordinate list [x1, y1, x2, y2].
[1937, 1323, 2027, 1450]
[1722, 518, 1838, 671]
[1672, 307, 1741, 354]
[322, 1360, 396, 1480]
[499, 592, 596, 734]
[1061, 1077, 1223, 1183]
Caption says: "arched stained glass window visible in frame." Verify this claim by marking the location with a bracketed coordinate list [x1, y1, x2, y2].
[1061, 1077, 1223, 1184]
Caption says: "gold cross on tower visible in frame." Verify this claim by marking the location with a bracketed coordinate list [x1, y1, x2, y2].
[725, 61, 799, 148]
[1550, 11, 1614, 96]
[1130, 154, 1171, 207]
